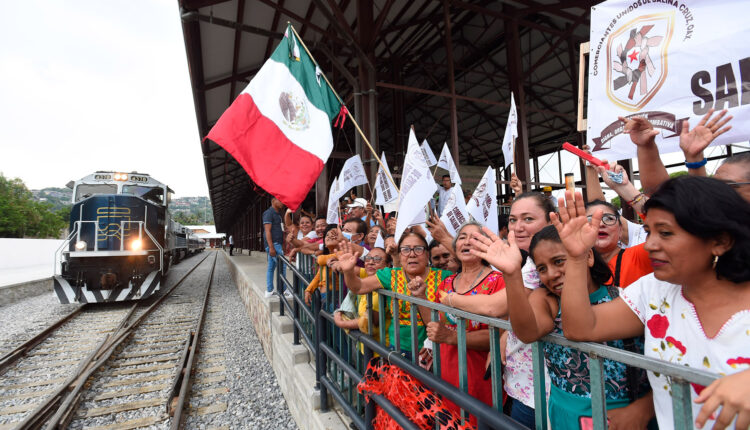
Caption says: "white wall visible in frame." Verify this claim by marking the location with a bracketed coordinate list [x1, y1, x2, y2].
[0, 239, 65, 286]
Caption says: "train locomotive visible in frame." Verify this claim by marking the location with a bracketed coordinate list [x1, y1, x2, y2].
[54, 171, 204, 303]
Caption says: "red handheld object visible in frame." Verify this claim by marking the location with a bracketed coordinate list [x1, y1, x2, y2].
[562, 142, 610, 170]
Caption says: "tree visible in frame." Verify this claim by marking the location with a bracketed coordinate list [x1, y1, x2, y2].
[0, 173, 66, 238]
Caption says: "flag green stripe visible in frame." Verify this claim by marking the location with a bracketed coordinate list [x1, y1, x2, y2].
[270, 30, 341, 121]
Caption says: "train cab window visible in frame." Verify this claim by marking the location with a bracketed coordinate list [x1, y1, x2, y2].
[75, 184, 117, 202]
[123, 185, 164, 205]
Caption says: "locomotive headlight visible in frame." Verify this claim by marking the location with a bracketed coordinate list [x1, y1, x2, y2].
[131, 239, 143, 250]
[74, 241, 87, 251]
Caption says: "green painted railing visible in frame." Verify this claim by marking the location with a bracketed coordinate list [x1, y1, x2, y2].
[280, 254, 719, 430]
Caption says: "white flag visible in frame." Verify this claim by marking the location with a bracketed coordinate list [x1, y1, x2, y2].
[439, 186, 469, 237]
[374, 151, 398, 205]
[420, 139, 438, 166]
[395, 129, 437, 243]
[338, 154, 369, 194]
[373, 233, 384, 249]
[502, 92, 518, 169]
[436, 142, 462, 186]
[466, 166, 498, 234]
[326, 178, 340, 225]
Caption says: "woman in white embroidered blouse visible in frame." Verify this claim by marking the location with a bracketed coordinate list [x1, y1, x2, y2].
[554, 176, 750, 430]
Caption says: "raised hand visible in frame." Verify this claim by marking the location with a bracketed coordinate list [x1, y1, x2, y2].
[408, 276, 427, 298]
[619, 116, 659, 147]
[469, 226, 522, 274]
[335, 240, 359, 272]
[510, 173, 523, 195]
[366, 202, 373, 214]
[426, 211, 452, 243]
[550, 190, 601, 259]
[373, 209, 383, 222]
[596, 163, 631, 190]
[680, 108, 733, 161]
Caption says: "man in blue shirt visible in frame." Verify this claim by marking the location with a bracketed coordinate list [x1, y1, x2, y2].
[262, 198, 289, 299]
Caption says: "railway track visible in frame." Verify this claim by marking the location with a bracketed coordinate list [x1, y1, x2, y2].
[0, 251, 218, 430]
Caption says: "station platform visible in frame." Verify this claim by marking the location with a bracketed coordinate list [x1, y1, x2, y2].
[221, 249, 350, 430]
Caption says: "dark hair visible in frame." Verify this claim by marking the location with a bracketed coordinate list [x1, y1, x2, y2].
[322, 224, 339, 254]
[384, 234, 395, 239]
[645, 176, 750, 283]
[397, 229, 429, 249]
[299, 214, 313, 224]
[498, 214, 509, 230]
[315, 215, 327, 223]
[513, 192, 557, 222]
[529, 226, 612, 287]
[428, 240, 442, 251]
[369, 247, 393, 265]
[585, 199, 621, 223]
[343, 218, 368, 235]
[722, 152, 750, 181]
[442, 174, 451, 179]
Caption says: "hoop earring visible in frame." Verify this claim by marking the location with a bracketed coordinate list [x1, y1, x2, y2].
[712, 255, 719, 270]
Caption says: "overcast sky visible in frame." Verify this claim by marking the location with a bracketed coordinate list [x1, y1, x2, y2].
[0, 0, 207, 198]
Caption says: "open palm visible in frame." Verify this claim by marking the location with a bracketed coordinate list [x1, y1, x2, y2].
[680, 122, 714, 159]
[335, 241, 359, 272]
[469, 227, 522, 274]
[552, 191, 600, 259]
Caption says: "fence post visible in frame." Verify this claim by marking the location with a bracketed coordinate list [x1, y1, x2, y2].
[532, 341, 548, 430]
[292, 269, 300, 345]
[277, 256, 285, 317]
[589, 354, 607, 430]
[315, 290, 329, 411]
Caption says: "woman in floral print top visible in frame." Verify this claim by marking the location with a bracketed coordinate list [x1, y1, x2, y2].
[425, 222, 505, 427]
[472, 224, 654, 429]
[555, 177, 750, 430]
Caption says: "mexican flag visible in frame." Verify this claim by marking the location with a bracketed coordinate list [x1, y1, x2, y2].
[206, 25, 341, 210]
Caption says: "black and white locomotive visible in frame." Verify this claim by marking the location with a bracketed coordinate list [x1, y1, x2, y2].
[54, 171, 204, 303]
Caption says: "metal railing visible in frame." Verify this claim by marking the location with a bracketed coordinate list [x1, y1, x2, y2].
[274, 254, 719, 430]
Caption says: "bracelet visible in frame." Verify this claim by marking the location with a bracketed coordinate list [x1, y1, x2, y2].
[685, 158, 707, 169]
[627, 192, 646, 207]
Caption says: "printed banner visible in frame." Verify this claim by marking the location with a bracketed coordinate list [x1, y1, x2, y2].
[395, 129, 437, 242]
[374, 151, 398, 205]
[326, 177, 340, 225]
[338, 154, 369, 193]
[436, 142, 462, 185]
[421, 139, 438, 166]
[587, 0, 750, 161]
[440, 186, 469, 237]
[466, 166, 498, 234]
[502, 92, 518, 168]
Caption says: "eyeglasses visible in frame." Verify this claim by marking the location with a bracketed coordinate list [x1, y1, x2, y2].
[724, 181, 750, 188]
[399, 246, 426, 256]
[364, 256, 384, 262]
[587, 213, 619, 226]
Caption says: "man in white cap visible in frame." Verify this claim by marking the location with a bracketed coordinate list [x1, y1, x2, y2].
[346, 197, 376, 227]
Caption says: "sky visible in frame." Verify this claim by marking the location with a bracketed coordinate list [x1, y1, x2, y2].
[0, 0, 207, 198]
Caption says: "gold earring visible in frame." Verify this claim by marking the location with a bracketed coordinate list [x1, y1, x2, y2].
[712, 255, 719, 270]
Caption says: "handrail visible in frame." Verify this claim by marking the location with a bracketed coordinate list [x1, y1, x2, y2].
[273, 254, 719, 430]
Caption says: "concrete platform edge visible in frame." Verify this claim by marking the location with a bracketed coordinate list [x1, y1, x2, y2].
[0, 277, 53, 306]
[222, 251, 349, 430]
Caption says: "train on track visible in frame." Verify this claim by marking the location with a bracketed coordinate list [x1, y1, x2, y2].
[54, 171, 205, 303]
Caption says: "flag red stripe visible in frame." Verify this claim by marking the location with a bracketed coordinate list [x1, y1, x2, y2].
[205, 93, 323, 210]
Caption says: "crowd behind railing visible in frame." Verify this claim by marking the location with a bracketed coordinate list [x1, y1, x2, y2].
[264, 112, 750, 430]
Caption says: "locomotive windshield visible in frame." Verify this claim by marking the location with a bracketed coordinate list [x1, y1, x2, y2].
[122, 185, 164, 204]
[75, 184, 117, 201]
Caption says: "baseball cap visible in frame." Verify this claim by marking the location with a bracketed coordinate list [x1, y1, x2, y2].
[542, 186, 552, 192]
[347, 197, 367, 208]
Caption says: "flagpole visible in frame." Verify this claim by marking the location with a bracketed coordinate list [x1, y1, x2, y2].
[289, 23, 399, 193]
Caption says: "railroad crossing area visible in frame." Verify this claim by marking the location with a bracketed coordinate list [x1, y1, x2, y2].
[0, 250, 313, 430]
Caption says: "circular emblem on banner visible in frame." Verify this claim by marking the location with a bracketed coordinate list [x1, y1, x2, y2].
[279, 91, 310, 131]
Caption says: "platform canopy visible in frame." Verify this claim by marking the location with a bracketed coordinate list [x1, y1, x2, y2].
[179, 0, 595, 231]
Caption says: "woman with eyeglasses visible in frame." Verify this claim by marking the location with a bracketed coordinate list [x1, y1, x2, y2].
[438, 192, 556, 428]
[338, 228, 452, 360]
[556, 177, 750, 430]
[425, 221, 506, 425]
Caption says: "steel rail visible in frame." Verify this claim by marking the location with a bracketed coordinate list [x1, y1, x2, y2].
[167, 252, 218, 429]
[15, 252, 212, 430]
[0, 304, 87, 375]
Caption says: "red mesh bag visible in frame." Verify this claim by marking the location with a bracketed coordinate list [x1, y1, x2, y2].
[357, 358, 475, 430]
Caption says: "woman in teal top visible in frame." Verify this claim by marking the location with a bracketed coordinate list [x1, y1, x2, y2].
[471, 225, 654, 429]
[339, 229, 451, 358]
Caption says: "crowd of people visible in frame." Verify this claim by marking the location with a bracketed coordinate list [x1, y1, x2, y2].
[260, 110, 750, 430]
